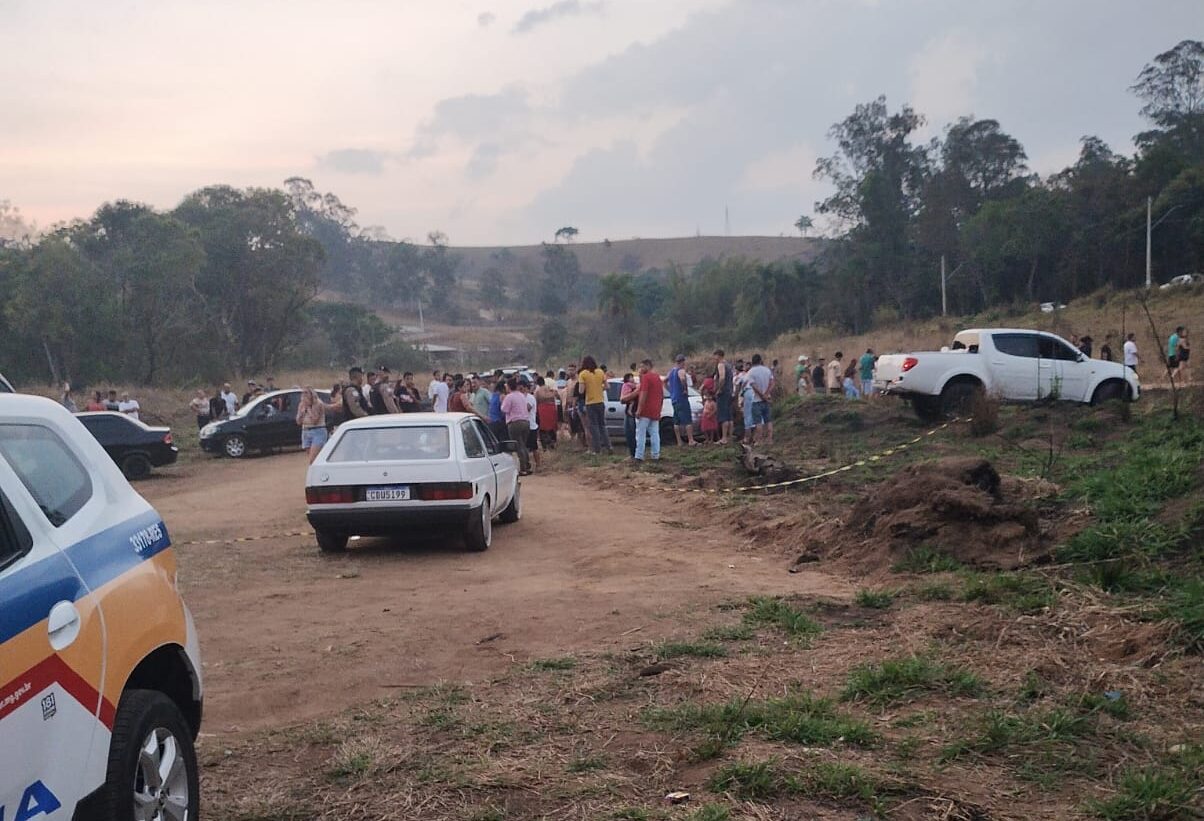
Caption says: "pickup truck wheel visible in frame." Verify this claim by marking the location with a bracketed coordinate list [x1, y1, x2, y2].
[121, 453, 153, 481]
[1091, 380, 1126, 405]
[97, 689, 200, 821]
[940, 381, 981, 418]
[465, 497, 492, 551]
[912, 396, 942, 422]
[499, 483, 521, 524]
[315, 529, 348, 553]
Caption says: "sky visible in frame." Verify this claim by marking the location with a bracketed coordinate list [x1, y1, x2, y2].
[1, 0, 1199, 245]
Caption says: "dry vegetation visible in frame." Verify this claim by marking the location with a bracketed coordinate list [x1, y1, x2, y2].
[198, 387, 1203, 820]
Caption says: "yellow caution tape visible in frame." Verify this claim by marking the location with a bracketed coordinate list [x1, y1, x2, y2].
[176, 530, 310, 547]
[657, 417, 967, 495]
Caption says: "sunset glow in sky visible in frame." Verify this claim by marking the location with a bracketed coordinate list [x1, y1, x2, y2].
[1, 0, 1198, 244]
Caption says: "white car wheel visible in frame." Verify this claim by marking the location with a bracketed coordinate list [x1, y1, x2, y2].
[500, 482, 521, 523]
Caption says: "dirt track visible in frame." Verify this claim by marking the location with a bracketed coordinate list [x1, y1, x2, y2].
[140, 452, 848, 735]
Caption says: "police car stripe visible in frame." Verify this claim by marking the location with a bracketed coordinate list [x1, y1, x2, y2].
[0, 509, 168, 647]
[0, 654, 114, 729]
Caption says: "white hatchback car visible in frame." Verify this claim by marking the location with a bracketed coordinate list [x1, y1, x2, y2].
[305, 413, 521, 553]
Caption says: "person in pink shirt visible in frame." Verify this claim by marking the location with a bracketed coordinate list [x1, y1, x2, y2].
[501, 377, 532, 475]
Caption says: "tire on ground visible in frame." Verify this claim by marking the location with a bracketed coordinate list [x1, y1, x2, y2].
[939, 380, 982, 418]
[222, 433, 247, 458]
[97, 689, 200, 821]
[1092, 380, 1126, 405]
[499, 483, 521, 524]
[315, 529, 348, 553]
[121, 453, 152, 481]
[465, 497, 492, 551]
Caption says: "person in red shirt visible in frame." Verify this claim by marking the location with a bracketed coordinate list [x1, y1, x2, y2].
[634, 358, 664, 462]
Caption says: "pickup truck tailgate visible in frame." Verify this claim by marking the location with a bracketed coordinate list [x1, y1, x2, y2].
[874, 354, 910, 388]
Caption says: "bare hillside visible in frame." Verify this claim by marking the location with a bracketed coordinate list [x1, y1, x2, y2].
[450, 235, 823, 280]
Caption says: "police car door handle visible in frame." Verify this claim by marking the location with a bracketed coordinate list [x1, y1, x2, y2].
[47, 601, 82, 651]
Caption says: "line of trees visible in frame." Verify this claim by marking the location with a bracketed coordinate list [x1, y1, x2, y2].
[809, 39, 1204, 331]
[534, 39, 1203, 362]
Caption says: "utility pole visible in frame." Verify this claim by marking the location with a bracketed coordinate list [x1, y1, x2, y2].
[941, 255, 947, 316]
[1146, 196, 1152, 289]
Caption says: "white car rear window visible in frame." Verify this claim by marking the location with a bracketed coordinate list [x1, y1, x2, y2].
[328, 426, 451, 462]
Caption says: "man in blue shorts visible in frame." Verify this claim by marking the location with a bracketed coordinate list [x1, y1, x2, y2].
[667, 354, 696, 446]
[746, 354, 775, 445]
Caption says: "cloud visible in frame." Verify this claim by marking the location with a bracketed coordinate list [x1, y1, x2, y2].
[466, 143, 504, 178]
[414, 88, 531, 144]
[477, 11, 496, 27]
[907, 31, 992, 131]
[512, 0, 604, 34]
[315, 148, 389, 175]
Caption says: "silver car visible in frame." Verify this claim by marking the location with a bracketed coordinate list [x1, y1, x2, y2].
[603, 377, 703, 441]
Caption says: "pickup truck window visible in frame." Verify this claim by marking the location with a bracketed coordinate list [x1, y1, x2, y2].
[1038, 337, 1080, 362]
[993, 333, 1041, 359]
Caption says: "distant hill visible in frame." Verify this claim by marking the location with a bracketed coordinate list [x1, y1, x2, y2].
[447, 235, 823, 281]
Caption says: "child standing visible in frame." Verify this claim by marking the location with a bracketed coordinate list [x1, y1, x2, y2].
[700, 391, 719, 443]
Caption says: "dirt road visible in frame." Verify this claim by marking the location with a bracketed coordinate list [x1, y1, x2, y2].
[140, 452, 848, 735]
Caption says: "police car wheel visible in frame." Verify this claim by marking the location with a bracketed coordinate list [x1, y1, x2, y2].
[222, 434, 247, 458]
[100, 689, 199, 821]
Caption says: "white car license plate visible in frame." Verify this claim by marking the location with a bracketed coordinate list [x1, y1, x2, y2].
[365, 486, 410, 502]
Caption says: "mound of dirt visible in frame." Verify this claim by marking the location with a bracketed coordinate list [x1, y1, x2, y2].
[797, 458, 1052, 572]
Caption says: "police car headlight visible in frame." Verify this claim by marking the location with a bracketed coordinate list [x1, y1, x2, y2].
[200, 423, 218, 438]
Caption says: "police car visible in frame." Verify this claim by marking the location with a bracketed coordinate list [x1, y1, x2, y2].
[0, 394, 202, 820]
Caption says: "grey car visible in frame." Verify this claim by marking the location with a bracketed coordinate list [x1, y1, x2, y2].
[603, 377, 703, 442]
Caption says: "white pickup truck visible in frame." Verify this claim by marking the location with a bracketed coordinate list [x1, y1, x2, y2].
[875, 328, 1140, 421]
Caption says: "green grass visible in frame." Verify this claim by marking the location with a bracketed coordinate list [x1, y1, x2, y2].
[743, 596, 823, 638]
[939, 696, 1136, 784]
[914, 581, 954, 601]
[701, 623, 755, 642]
[841, 655, 984, 705]
[960, 571, 1057, 613]
[686, 806, 731, 821]
[854, 588, 895, 609]
[645, 691, 876, 756]
[528, 657, 576, 671]
[1165, 576, 1204, 653]
[706, 759, 886, 807]
[892, 545, 964, 574]
[1085, 744, 1203, 819]
[707, 759, 782, 800]
[655, 641, 727, 659]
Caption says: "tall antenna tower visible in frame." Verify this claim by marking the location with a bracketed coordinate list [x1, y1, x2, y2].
[724, 205, 730, 236]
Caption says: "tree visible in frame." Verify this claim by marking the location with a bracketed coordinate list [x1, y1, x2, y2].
[539, 243, 582, 313]
[539, 318, 569, 357]
[309, 301, 393, 364]
[479, 267, 508, 307]
[174, 186, 325, 374]
[554, 226, 579, 243]
[1132, 40, 1204, 163]
[815, 96, 932, 317]
[794, 215, 813, 236]
[422, 231, 460, 316]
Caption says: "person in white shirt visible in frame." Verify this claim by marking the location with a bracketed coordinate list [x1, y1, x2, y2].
[523, 380, 540, 470]
[220, 382, 239, 416]
[1123, 333, 1140, 372]
[118, 392, 141, 420]
[430, 375, 450, 412]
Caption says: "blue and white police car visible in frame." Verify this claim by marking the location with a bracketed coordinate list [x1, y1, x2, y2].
[0, 393, 203, 820]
